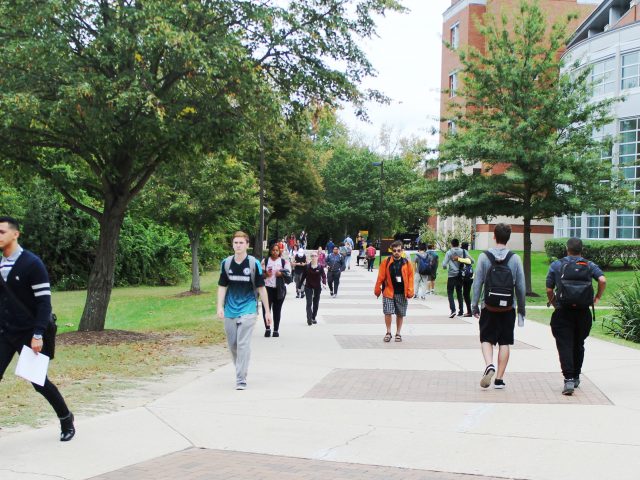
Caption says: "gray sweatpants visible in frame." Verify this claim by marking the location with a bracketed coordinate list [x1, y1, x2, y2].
[224, 314, 257, 386]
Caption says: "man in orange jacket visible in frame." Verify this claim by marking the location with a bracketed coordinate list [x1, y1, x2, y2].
[374, 240, 415, 342]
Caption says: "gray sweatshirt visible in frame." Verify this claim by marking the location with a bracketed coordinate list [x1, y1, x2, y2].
[442, 247, 464, 278]
[471, 246, 526, 315]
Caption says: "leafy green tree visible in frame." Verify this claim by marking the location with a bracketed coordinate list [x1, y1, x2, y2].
[0, 0, 403, 330]
[141, 153, 257, 293]
[436, 0, 628, 295]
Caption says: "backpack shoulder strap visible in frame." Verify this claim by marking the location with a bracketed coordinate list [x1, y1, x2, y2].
[224, 255, 234, 274]
[247, 255, 257, 288]
[484, 250, 496, 264]
[281, 258, 286, 269]
[503, 251, 514, 264]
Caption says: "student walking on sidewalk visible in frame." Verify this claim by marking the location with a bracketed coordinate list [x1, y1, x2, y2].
[546, 237, 606, 395]
[261, 242, 291, 338]
[217, 231, 271, 390]
[374, 241, 415, 343]
[366, 243, 376, 272]
[326, 246, 345, 297]
[292, 247, 307, 298]
[459, 242, 475, 316]
[471, 224, 526, 390]
[300, 251, 327, 325]
[442, 239, 465, 318]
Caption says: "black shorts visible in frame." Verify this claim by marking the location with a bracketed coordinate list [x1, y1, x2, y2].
[479, 309, 516, 346]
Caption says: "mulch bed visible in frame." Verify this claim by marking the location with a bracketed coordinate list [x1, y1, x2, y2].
[57, 330, 167, 347]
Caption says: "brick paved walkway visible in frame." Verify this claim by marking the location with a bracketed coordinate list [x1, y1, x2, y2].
[322, 315, 468, 324]
[89, 449, 506, 480]
[305, 369, 612, 405]
[323, 303, 431, 310]
[333, 335, 536, 349]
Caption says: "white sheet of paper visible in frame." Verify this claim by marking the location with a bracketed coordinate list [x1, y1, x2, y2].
[15, 345, 49, 387]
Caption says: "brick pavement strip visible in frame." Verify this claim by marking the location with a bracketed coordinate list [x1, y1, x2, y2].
[333, 335, 536, 350]
[304, 369, 612, 405]
[323, 303, 431, 309]
[89, 448, 507, 480]
[322, 315, 469, 325]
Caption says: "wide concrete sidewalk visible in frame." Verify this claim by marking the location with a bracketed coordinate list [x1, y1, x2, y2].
[2, 265, 640, 479]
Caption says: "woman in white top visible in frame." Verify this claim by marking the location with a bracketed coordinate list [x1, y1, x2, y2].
[262, 242, 291, 337]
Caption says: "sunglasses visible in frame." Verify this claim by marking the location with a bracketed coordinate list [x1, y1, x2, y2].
[392, 248, 402, 253]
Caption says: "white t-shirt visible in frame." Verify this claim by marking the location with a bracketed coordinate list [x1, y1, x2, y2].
[264, 256, 291, 288]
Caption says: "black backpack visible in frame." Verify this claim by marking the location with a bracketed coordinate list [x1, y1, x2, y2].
[483, 251, 515, 312]
[557, 258, 594, 309]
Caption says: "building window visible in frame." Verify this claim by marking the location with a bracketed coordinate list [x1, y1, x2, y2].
[449, 72, 458, 97]
[621, 51, 640, 90]
[617, 118, 640, 238]
[450, 23, 460, 50]
[568, 215, 582, 238]
[447, 121, 457, 135]
[591, 57, 616, 96]
[587, 211, 610, 239]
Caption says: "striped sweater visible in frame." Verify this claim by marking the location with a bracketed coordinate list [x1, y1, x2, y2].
[0, 249, 52, 336]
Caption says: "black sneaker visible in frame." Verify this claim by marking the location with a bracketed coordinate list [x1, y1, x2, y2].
[272, 331, 279, 337]
[312, 319, 317, 324]
[494, 379, 505, 389]
[264, 329, 271, 337]
[307, 319, 312, 325]
[457, 311, 464, 317]
[296, 293, 300, 298]
[449, 311, 456, 318]
[562, 378, 575, 396]
[574, 376, 581, 388]
[480, 364, 495, 388]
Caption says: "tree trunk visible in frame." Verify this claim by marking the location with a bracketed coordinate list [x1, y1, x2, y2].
[78, 203, 127, 331]
[523, 216, 535, 296]
[188, 230, 201, 294]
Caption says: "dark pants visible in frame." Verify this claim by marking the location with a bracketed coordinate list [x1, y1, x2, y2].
[462, 278, 473, 314]
[550, 308, 592, 379]
[305, 287, 322, 321]
[447, 277, 463, 314]
[263, 286, 285, 332]
[367, 257, 375, 271]
[0, 331, 70, 418]
[327, 271, 341, 294]
[294, 271, 304, 296]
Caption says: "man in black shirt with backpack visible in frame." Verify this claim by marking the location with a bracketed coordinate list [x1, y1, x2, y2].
[546, 237, 606, 396]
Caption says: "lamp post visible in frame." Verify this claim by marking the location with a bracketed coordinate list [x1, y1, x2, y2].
[371, 160, 384, 260]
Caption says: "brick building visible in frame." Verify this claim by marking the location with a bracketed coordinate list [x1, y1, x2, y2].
[437, 0, 602, 250]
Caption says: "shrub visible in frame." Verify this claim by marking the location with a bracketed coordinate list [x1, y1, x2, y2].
[603, 270, 640, 343]
[544, 239, 640, 269]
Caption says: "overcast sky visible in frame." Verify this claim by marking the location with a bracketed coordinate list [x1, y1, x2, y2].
[339, 0, 451, 147]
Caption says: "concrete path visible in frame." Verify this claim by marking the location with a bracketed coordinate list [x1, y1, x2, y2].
[2, 265, 640, 479]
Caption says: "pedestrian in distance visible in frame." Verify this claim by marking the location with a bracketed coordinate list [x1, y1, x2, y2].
[374, 240, 415, 343]
[343, 235, 354, 270]
[217, 231, 271, 390]
[546, 237, 606, 396]
[459, 242, 475, 317]
[366, 243, 377, 272]
[325, 238, 335, 254]
[287, 234, 296, 256]
[292, 247, 307, 298]
[317, 247, 327, 269]
[326, 245, 345, 297]
[413, 243, 431, 300]
[0, 216, 76, 441]
[426, 244, 439, 294]
[261, 242, 292, 338]
[443, 239, 465, 318]
[356, 235, 364, 266]
[471, 223, 526, 390]
[300, 251, 327, 325]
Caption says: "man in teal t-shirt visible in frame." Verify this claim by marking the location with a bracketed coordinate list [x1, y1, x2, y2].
[217, 232, 271, 390]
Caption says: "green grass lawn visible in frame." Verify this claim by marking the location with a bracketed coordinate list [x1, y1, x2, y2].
[1, 271, 225, 428]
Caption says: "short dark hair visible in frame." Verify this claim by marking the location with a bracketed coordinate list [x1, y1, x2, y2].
[427, 244, 434, 250]
[451, 238, 459, 247]
[567, 237, 583, 255]
[0, 216, 19, 230]
[391, 240, 403, 250]
[494, 223, 511, 244]
[418, 243, 427, 251]
[461, 242, 469, 250]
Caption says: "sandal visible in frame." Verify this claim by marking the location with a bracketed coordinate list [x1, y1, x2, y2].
[383, 332, 392, 342]
[395, 334, 402, 342]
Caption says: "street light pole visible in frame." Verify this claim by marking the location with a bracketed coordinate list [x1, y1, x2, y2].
[371, 160, 384, 259]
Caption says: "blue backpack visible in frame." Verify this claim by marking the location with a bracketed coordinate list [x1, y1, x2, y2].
[417, 252, 434, 276]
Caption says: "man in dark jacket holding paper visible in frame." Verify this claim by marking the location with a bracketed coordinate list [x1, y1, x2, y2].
[0, 216, 75, 441]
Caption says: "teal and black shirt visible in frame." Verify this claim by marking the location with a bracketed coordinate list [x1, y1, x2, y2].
[218, 256, 265, 318]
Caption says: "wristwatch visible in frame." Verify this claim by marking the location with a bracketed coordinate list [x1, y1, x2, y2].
[33, 334, 43, 340]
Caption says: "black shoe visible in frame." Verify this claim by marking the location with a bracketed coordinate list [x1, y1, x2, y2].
[296, 293, 300, 298]
[574, 376, 581, 388]
[562, 378, 575, 396]
[272, 331, 279, 337]
[480, 364, 495, 388]
[307, 319, 312, 325]
[312, 319, 317, 324]
[449, 311, 456, 318]
[301, 293, 305, 299]
[60, 412, 75, 442]
[494, 379, 506, 389]
[264, 329, 271, 337]
[457, 311, 464, 317]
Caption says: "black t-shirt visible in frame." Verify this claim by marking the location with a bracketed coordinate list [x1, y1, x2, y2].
[390, 258, 405, 294]
[293, 254, 307, 273]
